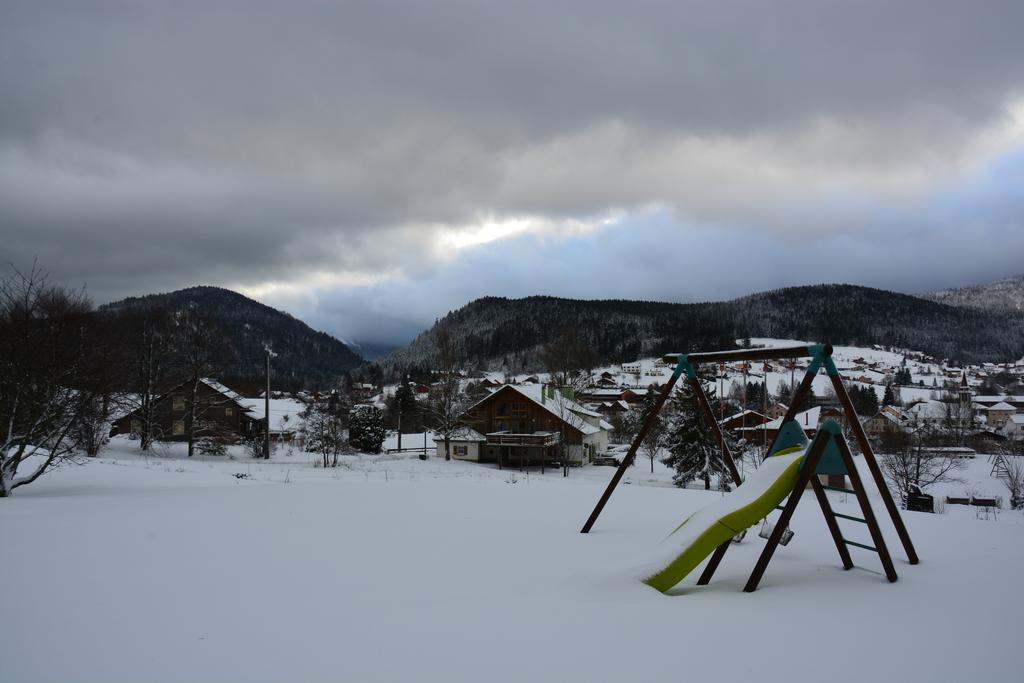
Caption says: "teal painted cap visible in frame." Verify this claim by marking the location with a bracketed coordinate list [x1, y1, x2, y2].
[814, 420, 849, 476]
[767, 420, 809, 458]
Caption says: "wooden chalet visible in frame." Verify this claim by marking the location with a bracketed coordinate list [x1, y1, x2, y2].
[457, 384, 613, 468]
[718, 409, 768, 432]
[112, 378, 264, 443]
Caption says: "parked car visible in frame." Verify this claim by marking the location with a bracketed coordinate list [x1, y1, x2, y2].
[592, 451, 621, 467]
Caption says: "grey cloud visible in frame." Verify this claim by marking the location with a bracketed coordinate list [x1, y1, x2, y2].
[1, 0, 1023, 336]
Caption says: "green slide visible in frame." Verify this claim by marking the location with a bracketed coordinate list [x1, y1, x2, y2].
[643, 423, 809, 593]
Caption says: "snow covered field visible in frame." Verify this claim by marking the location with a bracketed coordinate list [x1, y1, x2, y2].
[3, 439, 1021, 682]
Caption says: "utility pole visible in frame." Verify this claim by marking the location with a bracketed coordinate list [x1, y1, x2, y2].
[397, 390, 403, 452]
[265, 347, 272, 459]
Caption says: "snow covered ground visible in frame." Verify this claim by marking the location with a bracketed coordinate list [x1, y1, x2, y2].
[2, 438, 1021, 682]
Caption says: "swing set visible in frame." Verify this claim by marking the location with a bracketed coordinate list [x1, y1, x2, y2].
[580, 343, 919, 593]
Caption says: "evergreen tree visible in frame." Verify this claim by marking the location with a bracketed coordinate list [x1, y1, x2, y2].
[882, 383, 897, 407]
[386, 384, 421, 431]
[348, 405, 385, 454]
[848, 384, 880, 416]
[662, 383, 732, 490]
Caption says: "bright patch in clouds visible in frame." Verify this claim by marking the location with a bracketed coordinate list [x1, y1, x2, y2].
[438, 212, 627, 251]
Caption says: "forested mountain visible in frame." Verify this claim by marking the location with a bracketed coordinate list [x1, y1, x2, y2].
[101, 286, 363, 389]
[377, 284, 1024, 377]
[923, 275, 1024, 312]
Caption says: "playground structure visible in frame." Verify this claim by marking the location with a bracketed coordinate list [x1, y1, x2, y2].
[580, 343, 919, 593]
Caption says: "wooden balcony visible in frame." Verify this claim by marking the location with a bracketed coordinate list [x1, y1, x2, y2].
[486, 431, 561, 447]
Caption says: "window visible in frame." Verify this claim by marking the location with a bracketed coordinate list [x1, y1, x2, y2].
[225, 406, 234, 416]
[511, 402, 527, 417]
[496, 403, 508, 417]
[454, 445, 468, 456]
[172, 420, 185, 436]
[130, 419, 142, 435]
[172, 396, 185, 412]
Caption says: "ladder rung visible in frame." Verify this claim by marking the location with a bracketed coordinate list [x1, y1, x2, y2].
[824, 485, 856, 495]
[843, 538, 878, 552]
[833, 512, 867, 524]
[775, 505, 786, 511]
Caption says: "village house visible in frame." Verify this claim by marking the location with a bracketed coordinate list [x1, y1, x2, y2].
[621, 361, 642, 375]
[738, 406, 823, 443]
[112, 378, 264, 443]
[237, 397, 307, 444]
[718, 409, 768, 432]
[432, 426, 487, 461]
[594, 400, 630, 416]
[351, 382, 376, 400]
[864, 405, 908, 438]
[1003, 414, 1024, 441]
[985, 402, 1018, 430]
[973, 395, 1024, 411]
[451, 384, 613, 468]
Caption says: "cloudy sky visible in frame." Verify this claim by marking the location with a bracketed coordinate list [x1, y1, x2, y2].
[3, 1, 1023, 347]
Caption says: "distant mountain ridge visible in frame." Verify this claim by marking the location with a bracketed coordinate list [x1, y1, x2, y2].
[923, 274, 1024, 312]
[101, 286, 364, 389]
[377, 283, 1024, 376]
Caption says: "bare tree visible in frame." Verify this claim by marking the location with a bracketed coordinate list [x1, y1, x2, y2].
[942, 400, 974, 446]
[424, 328, 468, 461]
[997, 454, 1024, 510]
[73, 393, 113, 457]
[0, 264, 93, 497]
[541, 326, 598, 477]
[175, 308, 234, 457]
[877, 420, 965, 504]
[637, 387, 668, 473]
[123, 305, 175, 451]
[302, 399, 348, 467]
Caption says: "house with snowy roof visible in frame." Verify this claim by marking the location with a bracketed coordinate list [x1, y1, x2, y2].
[455, 384, 613, 468]
[1003, 414, 1024, 440]
[864, 406, 908, 438]
[904, 399, 951, 424]
[972, 395, 1024, 410]
[237, 397, 307, 443]
[985, 402, 1018, 430]
[112, 377, 265, 443]
[718, 409, 768, 431]
[738, 406, 822, 443]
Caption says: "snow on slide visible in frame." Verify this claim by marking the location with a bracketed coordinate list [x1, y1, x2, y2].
[643, 445, 807, 593]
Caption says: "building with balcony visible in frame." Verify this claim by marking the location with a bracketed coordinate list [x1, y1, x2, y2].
[458, 384, 613, 468]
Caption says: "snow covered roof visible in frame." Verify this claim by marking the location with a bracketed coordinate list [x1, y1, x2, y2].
[986, 402, 1016, 411]
[974, 395, 1024, 404]
[906, 400, 949, 419]
[873, 410, 903, 424]
[238, 398, 306, 433]
[718, 409, 764, 425]
[470, 384, 611, 436]
[748, 406, 821, 432]
[199, 378, 245, 403]
[1008, 414, 1024, 425]
[434, 426, 486, 442]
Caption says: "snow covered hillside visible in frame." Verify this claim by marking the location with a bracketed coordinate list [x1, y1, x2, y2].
[925, 274, 1024, 312]
[1, 437, 1019, 682]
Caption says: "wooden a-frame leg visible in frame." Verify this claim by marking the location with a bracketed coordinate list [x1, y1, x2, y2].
[744, 433, 829, 593]
[581, 370, 681, 533]
[697, 541, 731, 585]
[829, 372, 919, 565]
[810, 472, 854, 570]
[836, 436, 898, 582]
